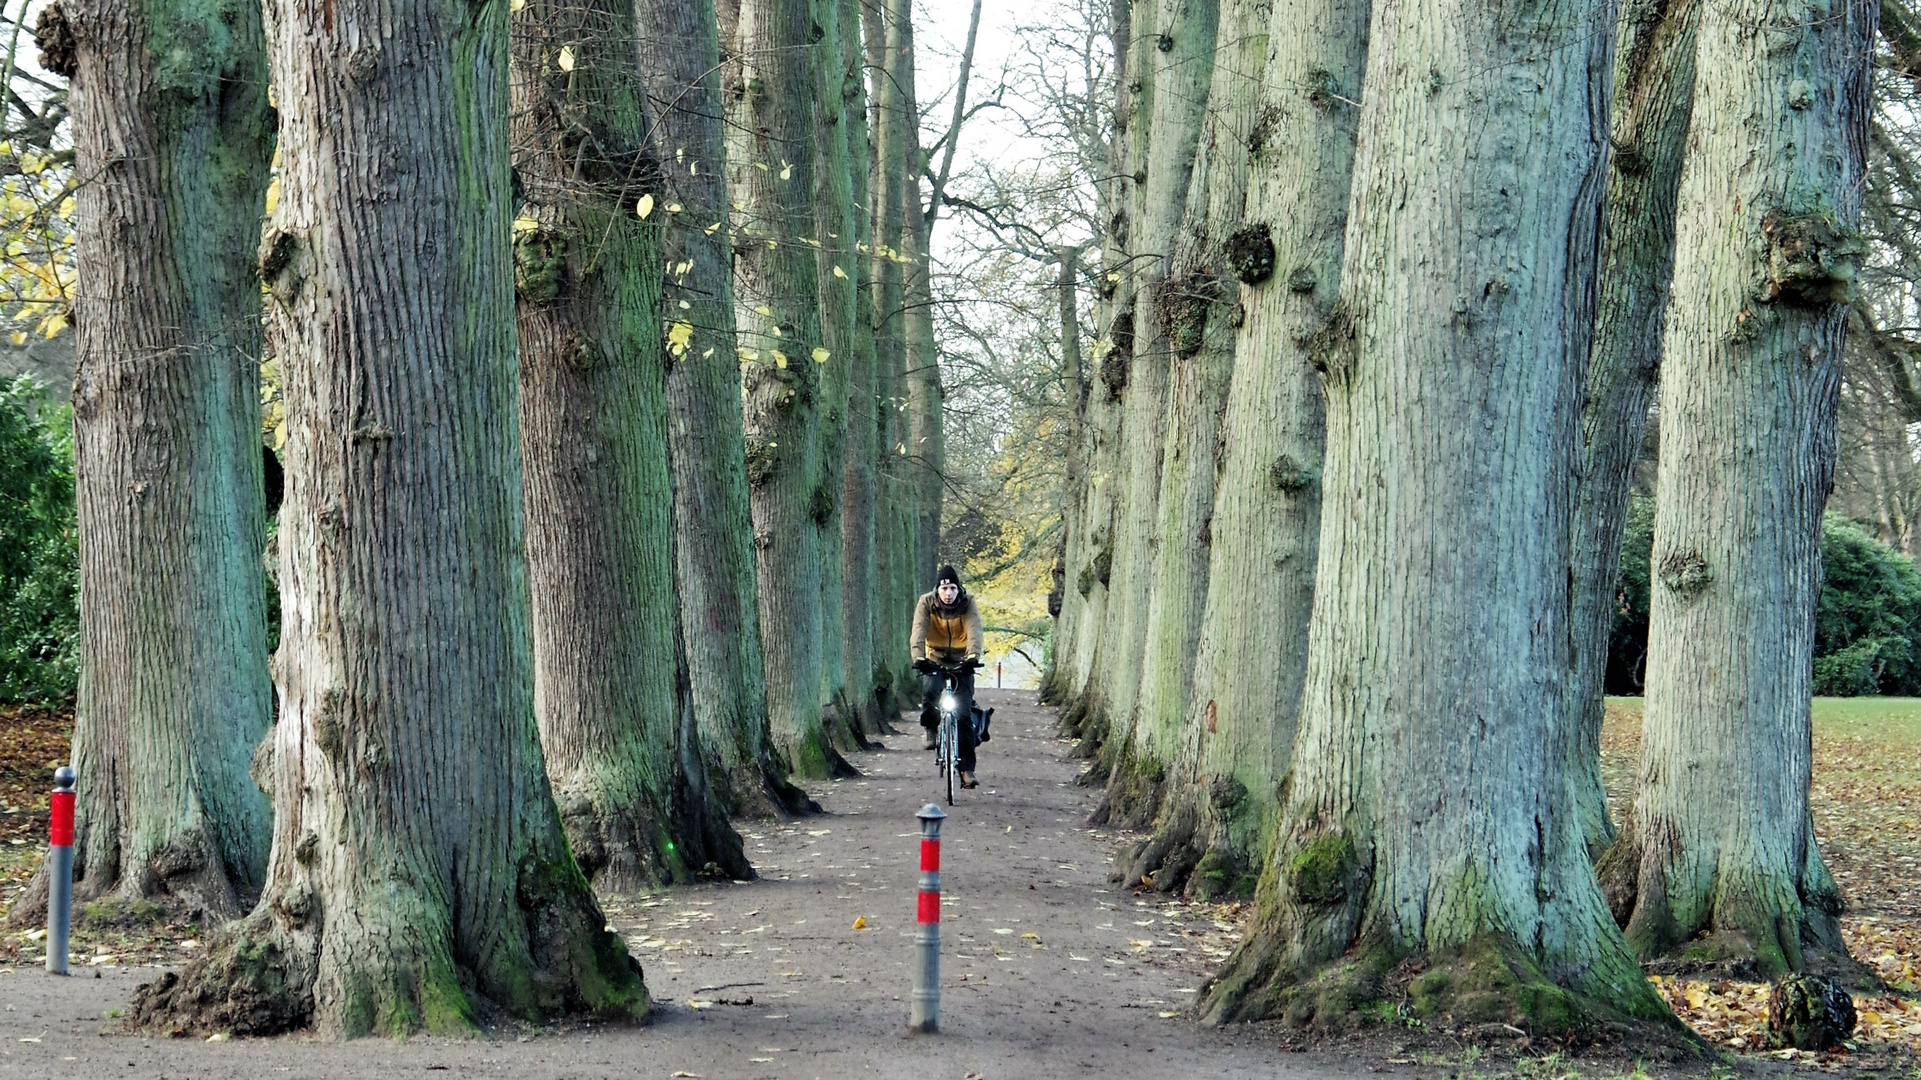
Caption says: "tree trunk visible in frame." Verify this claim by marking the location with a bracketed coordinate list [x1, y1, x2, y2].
[33, 0, 274, 925]
[509, 0, 751, 892]
[1600, 0, 1873, 978]
[129, 0, 647, 1035]
[1122, 0, 1362, 898]
[1199, 0, 1672, 1030]
[838, 0, 891, 739]
[637, 0, 811, 817]
[1084, 0, 1218, 811]
[870, 0, 918, 718]
[728, 0, 854, 780]
[1053, 0, 1134, 731]
[812, 0, 870, 754]
[1043, 245, 1088, 698]
[1565, 0, 1701, 863]
[1108, 0, 1266, 841]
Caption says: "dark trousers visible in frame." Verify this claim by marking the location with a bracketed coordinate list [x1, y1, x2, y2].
[920, 669, 977, 773]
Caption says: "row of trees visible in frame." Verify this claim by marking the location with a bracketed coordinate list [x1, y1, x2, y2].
[11, 0, 969, 1037]
[1045, 0, 1878, 1028]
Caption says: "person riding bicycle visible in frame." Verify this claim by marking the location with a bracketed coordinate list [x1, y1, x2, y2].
[910, 565, 983, 788]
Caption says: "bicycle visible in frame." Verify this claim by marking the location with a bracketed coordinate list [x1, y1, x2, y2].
[918, 658, 980, 805]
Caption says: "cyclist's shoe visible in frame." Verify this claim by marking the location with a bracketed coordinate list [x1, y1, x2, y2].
[959, 772, 979, 789]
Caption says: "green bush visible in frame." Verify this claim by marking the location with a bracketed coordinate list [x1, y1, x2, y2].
[0, 376, 77, 703]
[1606, 498, 1921, 696]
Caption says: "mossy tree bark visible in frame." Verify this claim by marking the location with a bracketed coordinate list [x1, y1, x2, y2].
[510, 0, 752, 891]
[810, 0, 870, 754]
[1565, 0, 1701, 863]
[636, 0, 810, 818]
[1199, 0, 1672, 1031]
[727, 0, 854, 780]
[1116, 0, 1267, 864]
[31, 0, 275, 926]
[1124, 0, 1363, 897]
[838, 0, 889, 739]
[1601, 0, 1873, 978]
[1085, 0, 1218, 814]
[129, 0, 648, 1035]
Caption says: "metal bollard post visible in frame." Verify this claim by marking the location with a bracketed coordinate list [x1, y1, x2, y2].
[45, 765, 74, 976]
[910, 802, 947, 1033]
[996, 663, 1002, 689]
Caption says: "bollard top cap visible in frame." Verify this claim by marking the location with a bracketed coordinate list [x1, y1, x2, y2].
[52, 765, 73, 790]
[916, 803, 947, 822]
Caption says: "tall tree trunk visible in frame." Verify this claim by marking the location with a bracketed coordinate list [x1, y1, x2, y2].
[130, 0, 648, 1035]
[1083, 0, 1218, 804]
[811, 0, 869, 754]
[510, 0, 751, 891]
[1055, 0, 1134, 734]
[896, 0, 942, 599]
[839, 0, 887, 739]
[1122, 0, 1363, 897]
[1601, 0, 1873, 977]
[637, 0, 810, 817]
[870, 0, 918, 718]
[728, 0, 854, 780]
[1043, 244, 1088, 698]
[1199, 0, 1672, 1030]
[30, 0, 274, 925]
[1106, 0, 1266, 836]
[1565, 0, 1701, 863]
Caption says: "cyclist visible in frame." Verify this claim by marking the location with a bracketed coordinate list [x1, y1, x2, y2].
[910, 565, 983, 788]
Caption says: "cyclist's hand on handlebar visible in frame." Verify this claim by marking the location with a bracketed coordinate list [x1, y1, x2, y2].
[914, 658, 938, 674]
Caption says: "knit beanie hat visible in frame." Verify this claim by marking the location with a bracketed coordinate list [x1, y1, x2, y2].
[937, 565, 961, 588]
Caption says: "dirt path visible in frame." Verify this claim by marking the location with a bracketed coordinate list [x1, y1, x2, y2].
[0, 690, 1368, 1079]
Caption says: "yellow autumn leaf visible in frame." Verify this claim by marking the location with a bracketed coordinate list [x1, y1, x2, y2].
[811, 347, 830, 364]
[674, 260, 693, 275]
[832, 265, 848, 279]
[779, 162, 792, 180]
[851, 916, 867, 930]
[557, 46, 575, 72]
[704, 221, 722, 235]
[513, 216, 539, 235]
[667, 321, 693, 352]
[772, 350, 788, 369]
[665, 203, 681, 213]
[8, 331, 25, 347]
[636, 193, 655, 219]
[40, 313, 67, 338]
[510, 0, 524, 9]
[755, 305, 773, 317]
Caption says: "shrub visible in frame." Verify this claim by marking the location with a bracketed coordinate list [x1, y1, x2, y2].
[0, 376, 77, 703]
[1606, 498, 1921, 696]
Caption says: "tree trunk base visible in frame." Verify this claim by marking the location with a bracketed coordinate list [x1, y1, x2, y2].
[718, 762, 820, 819]
[557, 781, 754, 893]
[1090, 742, 1164, 830]
[1199, 927, 1683, 1043]
[6, 833, 252, 930]
[130, 856, 650, 1038]
[1598, 830, 1847, 980]
[1118, 796, 1258, 900]
[822, 698, 880, 755]
[785, 738, 860, 782]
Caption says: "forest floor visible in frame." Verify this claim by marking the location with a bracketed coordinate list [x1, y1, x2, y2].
[0, 693, 1905, 1079]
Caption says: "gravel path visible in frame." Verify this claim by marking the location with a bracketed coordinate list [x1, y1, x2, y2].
[0, 690, 1369, 1079]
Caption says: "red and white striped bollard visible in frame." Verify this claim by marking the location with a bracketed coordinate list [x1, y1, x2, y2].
[46, 765, 74, 975]
[911, 802, 947, 1033]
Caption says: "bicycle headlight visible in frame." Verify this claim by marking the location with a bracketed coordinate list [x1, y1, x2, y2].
[939, 691, 957, 711]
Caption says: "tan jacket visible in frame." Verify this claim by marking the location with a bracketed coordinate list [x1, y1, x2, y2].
[910, 590, 983, 663]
